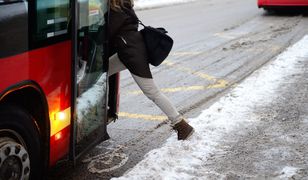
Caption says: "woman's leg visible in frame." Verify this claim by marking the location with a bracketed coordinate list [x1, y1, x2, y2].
[109, 54, 181, 124]
[131, 74, 182, 126]
[132, 74, 194, 140]
[109, 54, 193, 140]
[109, 53, 127, 76]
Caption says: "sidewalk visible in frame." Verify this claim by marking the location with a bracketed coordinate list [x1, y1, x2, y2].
[114, 36, 308, 179]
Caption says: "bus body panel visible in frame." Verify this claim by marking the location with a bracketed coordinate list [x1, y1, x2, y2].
[0, 0, 114, 171]
[258, 0, 308, 7]
[0, 41, 72, 166]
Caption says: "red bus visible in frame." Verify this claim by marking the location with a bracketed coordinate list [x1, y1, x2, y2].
[0, 0, 119, 179]
[258, 0, 308, 9]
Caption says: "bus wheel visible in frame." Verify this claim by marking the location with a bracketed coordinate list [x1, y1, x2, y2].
[0, 137, 30, 180]
[0, 105, 42, 180]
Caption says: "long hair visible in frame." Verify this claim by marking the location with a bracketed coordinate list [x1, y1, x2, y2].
[110, 0, 134, 11]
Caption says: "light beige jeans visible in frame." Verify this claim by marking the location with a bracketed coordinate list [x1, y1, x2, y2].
[109, 54, 182, 125]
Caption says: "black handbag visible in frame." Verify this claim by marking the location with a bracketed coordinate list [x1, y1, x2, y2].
[138, 21, 174, 66]
[124, 9, 174, 66]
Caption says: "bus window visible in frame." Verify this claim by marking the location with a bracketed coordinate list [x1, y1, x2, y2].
[0, 1, 28, 58]
[31, 0, 70, 46]
[74, 0, 108, 153]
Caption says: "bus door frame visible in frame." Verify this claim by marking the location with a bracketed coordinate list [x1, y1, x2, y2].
[69, 0, 111, 165]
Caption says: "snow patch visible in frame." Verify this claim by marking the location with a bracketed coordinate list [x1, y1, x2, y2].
[113, 35, 308, 179]
[76, 74, 107, 142]
[278, 167, 299, 179]
[77, 74, 107, 121]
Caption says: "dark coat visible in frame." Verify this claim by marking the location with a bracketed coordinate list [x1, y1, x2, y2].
[108, 4, 152, 78]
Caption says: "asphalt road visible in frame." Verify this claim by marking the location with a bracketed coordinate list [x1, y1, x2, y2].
[48, 0, 308, 179]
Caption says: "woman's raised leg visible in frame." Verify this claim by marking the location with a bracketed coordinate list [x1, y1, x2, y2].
[108, 53, 127, 77]
[131, 74, 182, 125]
[131, 74, 194, 140]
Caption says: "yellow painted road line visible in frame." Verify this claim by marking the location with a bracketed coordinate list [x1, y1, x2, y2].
[164, 60, 216, 80]
[163, 60, 217, 81]
[129, 82, 229, 95]
[214, 32, 237, 39]
[271, 45, 281, 52]
[130, 86, 206, 95]
[118, 112, 167, 121]
[126, 60, 230, 95]
[207, 79, 229, 89]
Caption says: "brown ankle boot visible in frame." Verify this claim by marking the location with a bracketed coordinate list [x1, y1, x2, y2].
[173, 120, 194, 140]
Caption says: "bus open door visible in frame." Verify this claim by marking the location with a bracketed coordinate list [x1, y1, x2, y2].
[70, 0, 120, 163]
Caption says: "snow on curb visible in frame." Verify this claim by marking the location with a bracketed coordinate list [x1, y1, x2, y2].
[113, 35, 308, 179]
[278, 167, 300, 179]
[134, 0, 196, 10]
